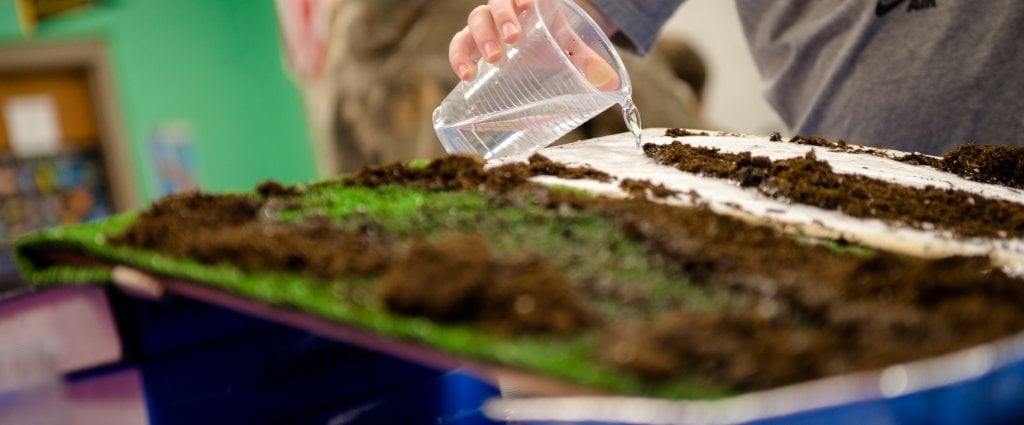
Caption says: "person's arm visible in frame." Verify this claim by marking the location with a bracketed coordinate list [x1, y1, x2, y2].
[588, 0, 685, 55]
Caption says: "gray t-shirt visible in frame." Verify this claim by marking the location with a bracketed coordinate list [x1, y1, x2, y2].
[590, 0, 1024, 154]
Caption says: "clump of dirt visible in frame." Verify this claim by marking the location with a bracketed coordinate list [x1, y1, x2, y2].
[788, 135, 848, 149]
[109, 192, 394, 280]
[338, 153, 612, 193]
[644, 142, 1024, 238]
[619, 179, 680, 199]
[379, 233, 599, 335]
[665, 128, 710, 137]
[524, 153, 613, 182]
[783, 134, 890, 156]
[916, 143, 1024, 189]
[342, 154, 494, 191]
[256, 180, 302, 198]
[378, 234, 492, 322]
[643, 143, 772, 187]
[894, 152, 942, 168]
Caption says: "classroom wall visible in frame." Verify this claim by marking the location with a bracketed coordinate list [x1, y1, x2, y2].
[0, 1, 18, 38]
[0, 0, 316, 203]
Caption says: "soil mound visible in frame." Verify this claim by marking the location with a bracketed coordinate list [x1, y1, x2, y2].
[379, 233, 598, 335]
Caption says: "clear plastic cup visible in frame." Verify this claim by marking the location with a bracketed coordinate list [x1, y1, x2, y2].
[433, 0, 635, 159]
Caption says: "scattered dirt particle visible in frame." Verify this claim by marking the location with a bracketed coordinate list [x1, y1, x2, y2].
[256, 180, 301, 198]
[665, 128, 710, 137]
[895, 152, 943, 168]
[620, 179, 680, 199]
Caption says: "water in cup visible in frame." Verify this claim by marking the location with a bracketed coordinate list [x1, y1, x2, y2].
[433, 0, 642, 159]
[436, 91, 628, 157]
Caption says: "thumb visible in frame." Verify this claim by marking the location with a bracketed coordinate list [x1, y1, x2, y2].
[549, 14, 620, 91]
[576, 51, 619, 91]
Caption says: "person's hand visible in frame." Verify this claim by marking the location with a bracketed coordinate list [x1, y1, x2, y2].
[449, 0, 534, 81]
[448, 0, 621, 91]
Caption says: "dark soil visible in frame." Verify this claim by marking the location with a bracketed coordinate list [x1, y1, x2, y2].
[787, 134, 849, 150]
[597, 197, 1024, 389]
[778, 134, 893, 157]
[379, 233, 598, 335]
[522, 153, 613, 182]
[898, 143, 1024, 189]
[619, 179, 680, 199]
[256, 180, 302, 198]
[108, 192, 395, 280]
[665, 128, 710, 137]
[644, 142, 1024, 238]
[340, 154, 497, 190]
[108, 152, 1024, 393]
[339, 153, 610, 193]
[665, 129, 1023, 190]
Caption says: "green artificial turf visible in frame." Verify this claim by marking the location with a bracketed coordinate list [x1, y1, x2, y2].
[15, 184, 736, 399]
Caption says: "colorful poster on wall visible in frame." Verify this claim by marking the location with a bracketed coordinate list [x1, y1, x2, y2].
[0, 148, 112, 286]
[3, 94, 61, 158]
[149, 122, 198, 196]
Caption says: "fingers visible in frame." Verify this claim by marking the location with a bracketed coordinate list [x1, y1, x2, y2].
[569, 42, 620, 91]
[446, 0, 617, 90]
[489, 0, 532, 43]
[449, 27, 480, 80]
[450, 0, 534, 81]
[468, 5, 504, 64]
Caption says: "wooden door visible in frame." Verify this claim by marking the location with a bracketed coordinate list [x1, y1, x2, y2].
[0, 40, 134, 292]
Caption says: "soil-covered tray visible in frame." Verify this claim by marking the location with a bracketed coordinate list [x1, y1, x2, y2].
[14, 130, 1024, 412]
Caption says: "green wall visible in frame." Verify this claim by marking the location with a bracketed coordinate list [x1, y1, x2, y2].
[1, 0, 316, 204]
[0, 1, 18, 38]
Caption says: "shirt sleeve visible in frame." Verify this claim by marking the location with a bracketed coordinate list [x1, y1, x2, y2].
[587, 0, 686, 55]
